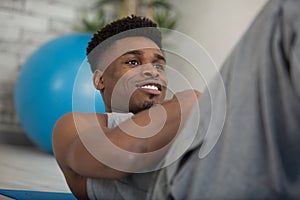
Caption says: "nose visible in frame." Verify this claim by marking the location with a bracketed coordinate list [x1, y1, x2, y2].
[142, 64, 159, 78]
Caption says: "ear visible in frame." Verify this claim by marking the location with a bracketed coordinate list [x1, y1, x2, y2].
[93, 69, 104, 90]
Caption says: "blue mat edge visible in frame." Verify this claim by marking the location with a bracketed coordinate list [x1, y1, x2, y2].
[0, 189, 76, 200]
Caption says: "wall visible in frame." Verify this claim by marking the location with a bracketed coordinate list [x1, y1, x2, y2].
[0, 0, 268, 133]
[161, 0, 268, 94]
[0, 0, 92, 132]
[173, 0, 268, 67]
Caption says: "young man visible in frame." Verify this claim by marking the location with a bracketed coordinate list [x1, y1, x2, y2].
[52, 15, 199, 199]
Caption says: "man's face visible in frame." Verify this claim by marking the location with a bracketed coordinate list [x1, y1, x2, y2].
[94, 36, 168, 113]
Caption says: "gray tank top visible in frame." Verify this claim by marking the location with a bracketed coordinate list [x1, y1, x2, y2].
[87, 112, 157, 200]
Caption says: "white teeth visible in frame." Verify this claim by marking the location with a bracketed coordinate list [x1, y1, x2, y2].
[141, 85, 158, 91]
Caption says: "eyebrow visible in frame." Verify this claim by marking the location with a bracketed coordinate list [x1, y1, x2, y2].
[155, 54, 166, 63]
[122, 50, 166, 62]
[122, 50, 144, 56]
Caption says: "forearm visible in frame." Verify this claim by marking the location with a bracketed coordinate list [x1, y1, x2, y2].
[104, 92, 198, 171]
[124, 99, 182, 152]
[110, 91, 199, 153]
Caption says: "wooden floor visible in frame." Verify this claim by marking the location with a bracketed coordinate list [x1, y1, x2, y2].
[0, 131, 70, 194]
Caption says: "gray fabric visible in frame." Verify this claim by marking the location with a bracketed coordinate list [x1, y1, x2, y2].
[87, 112, 157, 200]
[150, 0, 300, 199]
[106, 112, 134, 129]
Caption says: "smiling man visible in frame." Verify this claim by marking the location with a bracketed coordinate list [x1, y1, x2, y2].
[92, 36, 168, 114]
[52, 15, 199, 200]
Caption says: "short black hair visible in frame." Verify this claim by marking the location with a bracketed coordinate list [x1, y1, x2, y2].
[86, 15, 162, 72]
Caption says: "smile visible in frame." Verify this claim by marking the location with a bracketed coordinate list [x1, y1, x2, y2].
[137, 82, 163, 95]
[140, 84, 161, 91]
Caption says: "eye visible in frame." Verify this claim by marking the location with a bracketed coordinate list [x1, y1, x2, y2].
[125, 60, 139, 66]
[153, 63, 165, 71]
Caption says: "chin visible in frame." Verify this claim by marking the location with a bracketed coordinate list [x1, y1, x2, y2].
[128, 101, 153, 114]
[129, 92, 165, 113]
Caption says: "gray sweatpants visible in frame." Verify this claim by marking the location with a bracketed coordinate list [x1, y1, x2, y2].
[149, 0, 300, 199]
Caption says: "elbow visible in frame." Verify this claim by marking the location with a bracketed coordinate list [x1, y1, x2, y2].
[68, 137, 129, 179]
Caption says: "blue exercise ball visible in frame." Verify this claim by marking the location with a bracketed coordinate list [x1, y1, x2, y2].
[14, 33, 105, 153]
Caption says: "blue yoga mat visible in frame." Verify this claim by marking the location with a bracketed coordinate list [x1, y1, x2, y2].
[0, 189, 76, 200]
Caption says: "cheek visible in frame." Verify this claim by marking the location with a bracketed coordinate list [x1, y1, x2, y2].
[109, 77, 137, 107]
[104, 71, 127, 92]
[160, 71, 168, 80]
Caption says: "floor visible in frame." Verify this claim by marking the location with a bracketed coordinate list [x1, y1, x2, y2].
[0, 131, 71, 198]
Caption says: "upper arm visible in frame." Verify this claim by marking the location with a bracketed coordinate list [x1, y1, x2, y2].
[52, 112, 77, 165]
[52, 112, 128, 179]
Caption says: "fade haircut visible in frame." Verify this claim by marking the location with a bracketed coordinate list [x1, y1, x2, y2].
[86, 15, 162, 72]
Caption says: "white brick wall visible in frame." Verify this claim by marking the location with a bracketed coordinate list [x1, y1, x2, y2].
[25, 0, 76, 21]
[0, 0, 93, 132]
[0, 12, 48, 33]
[0, 25, 20, 41]
[0, 0, 25, 11]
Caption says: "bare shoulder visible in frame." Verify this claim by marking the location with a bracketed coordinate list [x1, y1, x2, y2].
[52, 112, 107, 159]
[54, 112, 107, 132]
